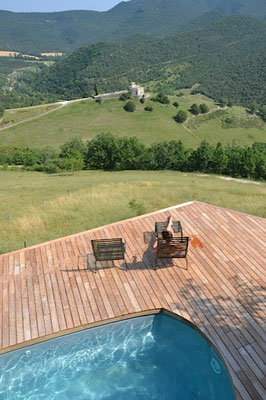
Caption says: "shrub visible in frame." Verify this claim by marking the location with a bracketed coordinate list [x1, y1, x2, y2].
[189, 103, 200, 115]
[140, 96, 145, 104]
[124, 101, 136, 112]
[144, 106, 153, 112]
[218, 98, 227, 108]
[58, 156, 84, 171]
[173, 102, 179, 108]
[199, 103, 209, 114]
[151, 93, 170, 104]
[119, 92, 131, 101]
[129, 198, 146, 216]
[225, 117, 234, 125]
[44, 163, 59, 174]
[174, 110, 187, 123]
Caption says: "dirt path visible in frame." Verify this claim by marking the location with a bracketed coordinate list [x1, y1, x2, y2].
[182, 105, 228, 142]
[0, 97, 91, 131]
[182, 123, 201, 142]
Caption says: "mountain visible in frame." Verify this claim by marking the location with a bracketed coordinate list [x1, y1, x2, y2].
[17, 15, 265, 108]
[0, 0, 266, 53]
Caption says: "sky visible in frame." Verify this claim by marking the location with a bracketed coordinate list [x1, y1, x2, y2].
[0, 0, 127, 13]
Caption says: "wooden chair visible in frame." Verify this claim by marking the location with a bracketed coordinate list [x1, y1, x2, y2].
[155, 220, 183, 238]
[156, 237, 189, 269]
[91, 238, 126, 270]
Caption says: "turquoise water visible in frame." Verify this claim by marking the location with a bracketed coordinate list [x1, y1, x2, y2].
[0, 314, 235, 400]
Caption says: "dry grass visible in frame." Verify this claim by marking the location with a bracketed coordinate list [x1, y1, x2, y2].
[0, 170, 265, 253]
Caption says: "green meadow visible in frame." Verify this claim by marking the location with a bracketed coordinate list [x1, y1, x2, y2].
[0, 170, 265, 253]
[0, 93, 265, 148]
[0, 102, 60, 128]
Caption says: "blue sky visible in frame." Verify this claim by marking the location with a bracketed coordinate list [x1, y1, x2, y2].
[0, 1, 126, 12]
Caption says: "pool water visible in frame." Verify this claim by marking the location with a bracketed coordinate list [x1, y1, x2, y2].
[0, 313, 235, 400]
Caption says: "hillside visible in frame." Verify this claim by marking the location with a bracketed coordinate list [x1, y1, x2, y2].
[19, 15, 266, 108]
[0, 94, 265, 149]
[0, 0, 266, 53]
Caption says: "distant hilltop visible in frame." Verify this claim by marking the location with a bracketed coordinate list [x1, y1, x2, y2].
[0, 0, 265, 54]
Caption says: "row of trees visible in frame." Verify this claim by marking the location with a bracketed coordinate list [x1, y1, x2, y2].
[0, 134, 265, 180]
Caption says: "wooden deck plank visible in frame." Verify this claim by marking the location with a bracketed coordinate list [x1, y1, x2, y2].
[19, 251, 32, 342]
[0, 201, 265, 400]
[180, 206, 265, 338]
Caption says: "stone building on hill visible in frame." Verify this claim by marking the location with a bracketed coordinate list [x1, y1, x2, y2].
[130, 82, 144, 98]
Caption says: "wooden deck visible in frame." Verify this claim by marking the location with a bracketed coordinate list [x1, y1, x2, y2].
[0, 201, 265, 399]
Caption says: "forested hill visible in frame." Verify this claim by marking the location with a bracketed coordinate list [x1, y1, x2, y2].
[28, 15, 266, 108]
[0, 0, 266, 53]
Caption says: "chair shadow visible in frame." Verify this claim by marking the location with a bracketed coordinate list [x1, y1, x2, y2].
[122, 231, 175, 271]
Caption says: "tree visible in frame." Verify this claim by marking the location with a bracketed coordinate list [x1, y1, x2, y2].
[211, 142, 228, 174]
[94, 83, 99, 96]
[199, 103, 209, 114]
[258, 105, 266, 122]
[0, 104, 4, 118]
[174, 110, 187, 123]
[116, 137, 145, 170]
[248, 104, 257, 114]
[59, 137, 86, 160]
[218, 98, 227, 108]
[140, 96, 145, 104]
[86, 133, 119, 170]
[189, 141, 214, 172]
[189, 103, 200, 115]
[124, 101, 136, 112]
[167, 140, 189, 171]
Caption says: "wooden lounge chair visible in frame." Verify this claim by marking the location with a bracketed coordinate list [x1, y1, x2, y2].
[155, 220, 183, 238]
[91, 238, 126, 270]
[156, 237, 189, 269]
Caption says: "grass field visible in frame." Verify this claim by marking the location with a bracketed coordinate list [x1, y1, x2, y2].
[0, 93, 265, 148]
[0, 170, 265, 253]
[0, 103, 61, 128]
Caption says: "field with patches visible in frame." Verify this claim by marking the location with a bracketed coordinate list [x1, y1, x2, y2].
[0, 169, 265, 253]
[0, 92, 265, 148]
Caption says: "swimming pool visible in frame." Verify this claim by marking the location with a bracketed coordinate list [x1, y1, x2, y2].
[0, 312, 235, 399]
